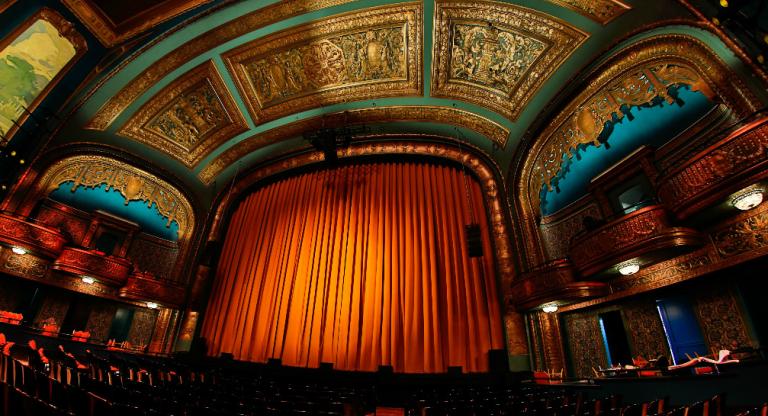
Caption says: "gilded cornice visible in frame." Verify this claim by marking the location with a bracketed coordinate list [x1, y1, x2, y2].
[524, 34, 760, 213]
[61, 0, 211, 47]
[431, 0, 588, 121]
[85, 0, 356, 131]
[547, 0, 630, 25]
[223, 3, 422, 125]
[198, 106, 509, 184]
[117, 60, 248, 168]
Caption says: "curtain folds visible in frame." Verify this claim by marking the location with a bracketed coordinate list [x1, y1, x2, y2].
[201, 161, 504, 373]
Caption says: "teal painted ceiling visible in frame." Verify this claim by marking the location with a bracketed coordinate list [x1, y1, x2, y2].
[2, 0, 765, 210]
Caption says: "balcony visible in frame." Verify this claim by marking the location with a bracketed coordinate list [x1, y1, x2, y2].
[569, 205, 705, 277]
[511, 259, 608, 310]
[119, 271, 185, 307]
[0, 212, 68, 258]
[657, 116, 768, 219]
[51, 247, 132, 286]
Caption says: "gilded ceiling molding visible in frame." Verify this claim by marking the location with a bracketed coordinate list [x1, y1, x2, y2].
[431, 0, 588, 121]
[207, 139, 515, 288]
[523, 34, 760, 214]
[547, 0, 630, 25]
[0, 0, 16, 14]
[198, 106, 510, 184]
[223, 3, 422, 125]
[27, 155, 195, 241]
[0, 8, 87, 143]
[118, 60, 248, 168]
[85, 0, 356, 131]
[61, 0, 211, 47]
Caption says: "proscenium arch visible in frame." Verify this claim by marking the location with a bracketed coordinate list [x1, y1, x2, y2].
[513, 33, 761, 268]
[204, 136, 529, 359]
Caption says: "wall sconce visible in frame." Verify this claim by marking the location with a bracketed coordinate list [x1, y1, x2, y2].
[11, 246, 27, 255]
[618, 261, 640, 276]
[81, 276, 96, 285]
[542, 304, 558, 313]
[146, 302, 159, 309]
[731, 187, 764, 211]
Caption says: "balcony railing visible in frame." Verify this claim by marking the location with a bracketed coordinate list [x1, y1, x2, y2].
[0, 212, 68, 258]
[119, 271, 185, 307]
[512, 259, 607, 310]
[658, 115, 768, 219]
[569, 205, 704, 277]
[51, 247, 132, 287]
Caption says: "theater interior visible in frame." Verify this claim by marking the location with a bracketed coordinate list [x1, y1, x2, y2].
[1, 0, 768, 414]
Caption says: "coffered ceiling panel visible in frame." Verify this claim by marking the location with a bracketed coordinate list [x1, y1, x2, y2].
[223, 2, 422, 125]
[118, 60, 248, 168]
[431, 0, 588, 121]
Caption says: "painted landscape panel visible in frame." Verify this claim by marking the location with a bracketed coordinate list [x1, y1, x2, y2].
[0, 18, 75, 138]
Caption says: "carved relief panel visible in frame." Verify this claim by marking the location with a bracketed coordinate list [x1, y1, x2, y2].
[432, 0, 587, 122]
[223, 3, 422, 125]
[119, 60, 248, 168]
[547, 0, 630, 25]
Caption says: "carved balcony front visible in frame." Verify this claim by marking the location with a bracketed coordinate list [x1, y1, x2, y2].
[51, 247, 132, 286]
[511, 259, 608, 310]
[569, 205, 705, 277]
[0, 212, 68, 258]
[119, 271, 185, 307]
[658, 116, 768, 219]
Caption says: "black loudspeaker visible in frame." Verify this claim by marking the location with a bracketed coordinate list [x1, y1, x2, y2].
[488, 349, 509, 372]
[465, 223, 483, 257]
[447, 366, 463, 375]
[219, 352, 234, 360]
[319, 362, 334, 371]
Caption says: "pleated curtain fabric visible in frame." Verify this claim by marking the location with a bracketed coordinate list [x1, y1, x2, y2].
[201, 161, 504, 373]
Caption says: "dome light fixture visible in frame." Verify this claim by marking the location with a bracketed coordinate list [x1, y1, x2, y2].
[542, 304, 558, 313]
[732, 187, 764, 211]
[618, 261, 640, 276]
[11, 246, 27, 255]
[146, 302, 159, 309]
[81, 276, 96, 285]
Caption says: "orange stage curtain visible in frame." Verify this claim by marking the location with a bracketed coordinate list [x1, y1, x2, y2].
[201, 161, 504, 373]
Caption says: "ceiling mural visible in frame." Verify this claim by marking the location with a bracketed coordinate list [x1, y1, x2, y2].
[431, 0, 588, 121]
[198, 105, 510, 184]
[546, 0, 630, 25]
[223, 2, 422, 125]
[118, 60, 248, 168]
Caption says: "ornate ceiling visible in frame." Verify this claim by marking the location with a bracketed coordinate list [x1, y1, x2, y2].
[19, 0, 765, 208]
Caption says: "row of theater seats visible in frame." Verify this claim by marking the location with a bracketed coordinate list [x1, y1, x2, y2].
[1, 332, 767, 416]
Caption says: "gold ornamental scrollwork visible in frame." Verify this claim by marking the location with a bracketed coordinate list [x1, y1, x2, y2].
[525, 35, 760, 213]
[431, 0, 588, 122]
[547, 0, 630, 25]
[223, 3, 423, 125]
[31, 155, 194, 240]
[85, 0, 357, 131]
[118, 60, 248, 168]
[198, 106, 510, 184]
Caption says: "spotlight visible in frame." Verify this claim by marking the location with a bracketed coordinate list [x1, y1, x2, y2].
[618, 262, 640, 276]
[11, 246, 27, 255]
[732, 187, 764, 211]
[542, 304, 558, 313]
[146, 302, 159, 309]
[81, 276, 96, 285]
